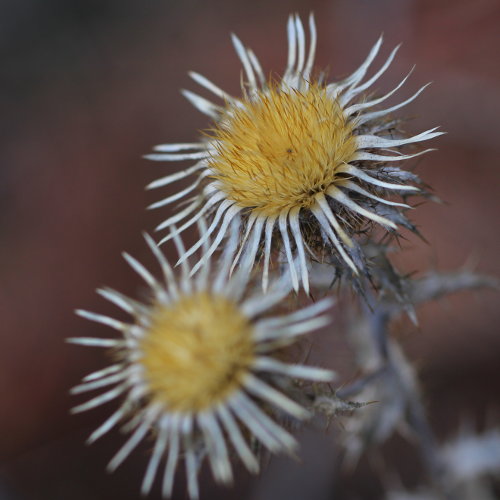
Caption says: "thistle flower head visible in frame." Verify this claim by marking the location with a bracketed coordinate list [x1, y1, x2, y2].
[208, 82, 357, 215]
[147, 14, 443, 294]
[70, 222, 334, 499]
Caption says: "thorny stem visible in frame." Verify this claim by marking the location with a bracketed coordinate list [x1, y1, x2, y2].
[362, 293, 448, 495]
[306, 261, 500, 498]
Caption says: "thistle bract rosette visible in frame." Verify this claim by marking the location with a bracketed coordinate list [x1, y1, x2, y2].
[146, 14, 443, 294]
[70, 222, 334, 499]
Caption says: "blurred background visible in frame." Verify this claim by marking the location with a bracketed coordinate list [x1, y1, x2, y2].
[0, 0, 498, 498]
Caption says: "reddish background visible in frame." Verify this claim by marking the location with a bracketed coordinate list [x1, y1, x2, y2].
[1, 0, 498, 498]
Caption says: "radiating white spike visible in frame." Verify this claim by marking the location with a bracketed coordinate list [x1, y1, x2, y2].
[355, 127, 444, 149]
[108, 420, 150, 472]
[256, 298, 333, 329]
[181, 89, 221, 120]
[144, 151, 209, 162]
[328, 186, 397, 229]
[254, 357, 335, 381]
[255, 315, 331, 341]
[355, 83, 431, 126]
[345, 67, 414, 116]
[146, 161, 205, 190]
[279, 210, 299, 292]
[288, 207, 309, 294]
[217, 404, 259, 473]
[236, 215, 265, 278]
[190, 205, 242, 276]
[236, 393, 298, 450]
[353, 148, 434, 163]
[159, 211, 208, 248]
[120, 408, 145, 434]
[97, 288, 136, 315]
[124, 383, 147, 404]
[311, 205, 357, 273]
[229, 398, 282, 453]
[315, 192, 353, 246]
[338, 180, 411, 208]
[143, 233, 179, 299]
[176, 198, 233, 264]
[294, 15, 306, 75]
[241, 280, 291, 318]
[162, 417, 180, 498]
[169, 224, 192, 293]
[155, 198, 202, 232]
[340, 164, 420, 191]
[122, 252, 158, 289]
[231, 34, 257, 91]
[189, 71, 237, 102]
[198, 412, 233, 484]
[303, 13, 317, 81]
[157, 189, 225, 236]
[141, 419, 169, 495]
[262, 216, 276, 292]
[244, 374, 309, 419]
[213, 215, 241, 293]
[71, 384, 128, 414]
[67, 336, 123, 348]
[230, 212, 257, 275]
[284, 15, 297, 81]
[211, 417, 233, 484]
[74, 310, 127, 331]
[184, 440, 200, 500]
[340, 44, 401, 105]
[152, 142, 204, 153]
[227, 249, 263, 305]
[327, 35, 383, 96]
[87, 400, 131, 444]
[229, 394, 287, 452]
[148, 176, 204, 210]
[83, 363, 123, 382]
[71, 371, 128, 394]
[196, 217, 211, 291]
[247, 49, 266, 87]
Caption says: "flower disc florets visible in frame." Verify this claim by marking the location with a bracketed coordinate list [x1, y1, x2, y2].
[141, 292, 254, 412]
[209, 83, 357, 215]
[146, 14, 443, 295]
[70, 222, 334, 499]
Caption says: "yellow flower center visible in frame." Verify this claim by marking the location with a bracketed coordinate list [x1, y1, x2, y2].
[139, 292, 254, 412]
[207, 83, 357, 217]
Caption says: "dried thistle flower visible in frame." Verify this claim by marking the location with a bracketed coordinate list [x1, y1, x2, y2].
[146, 14, 443, 294]
[69, 222, 333, 499]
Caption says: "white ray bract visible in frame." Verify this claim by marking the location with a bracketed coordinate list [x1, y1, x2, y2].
[70, 224, 333, 498]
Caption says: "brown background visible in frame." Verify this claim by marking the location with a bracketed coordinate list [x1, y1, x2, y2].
[1, 0, 499, 498]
